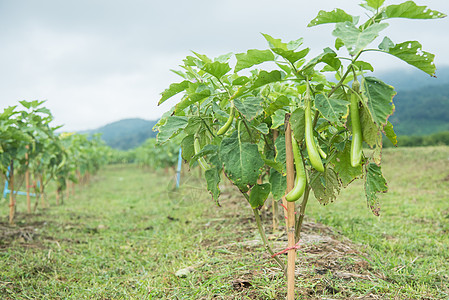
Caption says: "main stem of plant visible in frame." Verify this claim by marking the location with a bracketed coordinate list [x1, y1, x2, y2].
[9, 161, 15, 225]
[284, 116, 296, 300]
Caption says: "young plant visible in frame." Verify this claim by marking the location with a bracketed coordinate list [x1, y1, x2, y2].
[155, 1, 445, 298]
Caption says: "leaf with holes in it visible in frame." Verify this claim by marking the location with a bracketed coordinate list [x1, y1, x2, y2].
[362, 77, 396, 127]
[219, 131, 264, 192]
[234, 97, 264, 121]
[159, 81, 190, 105]
[383, 121, 397, 146]
[310, 168, 340, 205]
[332, 22, 389, 55]
[315, 94, 350, 126]
[385, 1, 446, 20]
[249, 183, 271, 209]
[156, 116, 188, 144]
[365, 163, 388, 216]
[383, 41, 437, 76]
[235, 49, 275, 72]
[308, 8, 354, 27]
[332, 142, 363, 187]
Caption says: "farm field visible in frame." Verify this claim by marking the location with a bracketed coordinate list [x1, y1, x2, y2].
[1, 146, 448, 299]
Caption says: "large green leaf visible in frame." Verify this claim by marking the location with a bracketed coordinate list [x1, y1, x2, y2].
[249, 183, 271, 208]
[385, 1, 446, 20]
[269, 169, 287, 200]
[159, 81, 189, 105]
[315, 94, 349, 126]
[234, 97, 264, 121]
[310, 168, 340, 205]
[382, 40, 437, 76]
[301, 48, 341, 72]
[308, 8, 354, 27]
[362, 76, 396, 127]
[262, 33, 309, 64]
[249, 70, 285, 91]
[266, 95, 289, 116]
[219, 132, 264, 191]
[332, 143, 363, 187]
[156, 116, 188, 144]
[235, 49, 275, 72]
[205, 168, 221, 204]
[332, 22, 389, 55]
[290, 108, 305, 143]
[181, 135, 195, 161]
[201, 61, 231, 79]
[364, 0, 386, 10]
[364, 163, 388, 216]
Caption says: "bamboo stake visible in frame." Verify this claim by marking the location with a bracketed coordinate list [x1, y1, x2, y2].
[26, 151, 31, 214]
[9, 162, 15, 224]
[272, 129, 279, 232]
[283, 116, 296, 300]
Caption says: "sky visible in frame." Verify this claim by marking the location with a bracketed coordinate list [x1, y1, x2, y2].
[0, 0, 448, 131]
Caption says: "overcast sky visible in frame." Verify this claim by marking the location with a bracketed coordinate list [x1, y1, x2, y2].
[0, 0, 448, 131]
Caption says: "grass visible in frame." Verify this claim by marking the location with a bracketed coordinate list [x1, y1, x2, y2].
[0, 146, 448, 299]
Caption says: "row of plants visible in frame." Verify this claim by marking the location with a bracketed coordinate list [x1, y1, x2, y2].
[154, 0, 445, 298]
[384, 130, 449, 147]
[0, 100, 111, 224]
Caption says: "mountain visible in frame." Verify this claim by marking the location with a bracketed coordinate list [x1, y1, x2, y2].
[85, 118, 158, 150]
[375, 66, 449, 91]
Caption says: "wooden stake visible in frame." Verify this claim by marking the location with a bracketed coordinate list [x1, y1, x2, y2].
[26, 151, 31, 214]
[272, 129, 279, 232]
[283, 116, 296, 300]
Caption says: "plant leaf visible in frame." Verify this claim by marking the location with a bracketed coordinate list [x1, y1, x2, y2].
[234, 97, 264, 121]
[205, 168, 221, 204]
[219, 131, 264, 191]
[308, 8, 354, 27]
[266, 95, 289, 116]
[383, 40, 437, 76]
[364, 163, 388, 216]
[156, 116, 188, 144]
[332, 22, 389, 55]
[290, 108, 305, 143]
[362, 76, 396, 127]
[310, 167, 340, 205]
[385, 1, 446, 20]
[235, 49, 275, 72]
[315, 94, 350, 126]
[332, 142, 363, 187]
[159, 81, 190, 105]
[269, 169, 287, 200]
[364, 0, 386, 10]
[202, 61, 231, 79]
[249, 183, 271, 208]
[383, 121, 397, 146]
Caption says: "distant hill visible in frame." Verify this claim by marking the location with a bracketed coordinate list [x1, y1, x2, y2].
[376, 66, 449, 91]
[84, 118, 158, 150]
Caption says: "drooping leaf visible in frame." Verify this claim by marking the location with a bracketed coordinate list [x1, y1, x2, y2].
[308, 8, 354, 27]
[253, 122, 269, 135]
[269, 169, 287, 200]
[332, 142, 363, 187]
[383, 121, 397, 146]
[385, 1, 446, 20]
[332, 22, 389, 55]
[249, 183, 271, 208]
[314, 94, 350, 126]
[364, 163, 388, 216]
[378, 37, 395, 51]
[235, 49, 275, 72]
[202, 61, 232, 79]
[205, 168, 221, 204]
[383, 41, 437, 76]
[181, 135, 195, 161]
[302, 48, 341, 72]
[271, 110, 286, 129]
[234, 97, 264, 121]
[290, 108, 305, 143]
[274, 135, 286, 175]
[262, 33, 309, 64]
[310, 168, 340, 205]
[159, 81, 190, 105]
[362, 76, 396, 127]
[352, 60, 374, 72]
[359, 104, 381, 149]
[262, 156, 284, 175]
[156, 116, 188, 144]
[219, 131, 264, 191]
